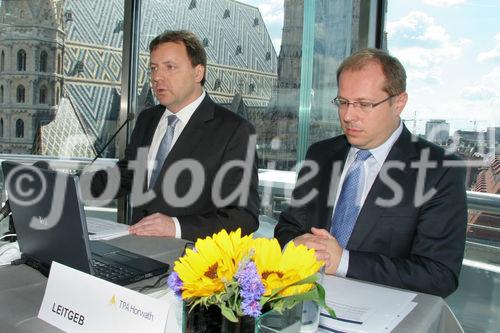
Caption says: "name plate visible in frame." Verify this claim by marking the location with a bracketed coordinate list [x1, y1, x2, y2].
[38, 262, 169, 333]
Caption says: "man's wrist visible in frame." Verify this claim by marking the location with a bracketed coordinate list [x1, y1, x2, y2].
[335, 249, 349, 277]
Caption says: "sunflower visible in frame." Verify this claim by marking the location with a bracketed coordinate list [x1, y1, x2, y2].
[252, 238, 323, 297]
[173, 229, 253, 299]
[212, 228, 254, 274]
[173, 240, 226, 298]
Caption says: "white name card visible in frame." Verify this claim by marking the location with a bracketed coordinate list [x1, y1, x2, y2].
[38, 262, 169, 333]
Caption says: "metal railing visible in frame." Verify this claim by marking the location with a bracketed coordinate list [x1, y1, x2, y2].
[466, 191, 500, 215]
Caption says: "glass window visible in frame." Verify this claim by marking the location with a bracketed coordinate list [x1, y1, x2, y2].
[0, 85, 3, 103]
[0, 0, 125, 165]
[39, 85, 47, 104]
[16, 85, 25, 103]
[387, 2, 499, 332]
[0, 118, 3, 137]
[17, 49, 26, 71]
[15, 119, 24, 138]
[0, 50, 4, 72]
[40, 50, 48, 72]
[139, 0, 279, 168]
[57, 53, 62, 74]
[386, 2, 498, 197]
[136, 0, 378, 223]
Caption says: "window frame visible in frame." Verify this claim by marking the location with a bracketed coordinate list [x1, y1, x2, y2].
[17, 49, 26, 71]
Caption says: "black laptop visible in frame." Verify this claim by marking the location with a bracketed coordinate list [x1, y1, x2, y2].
[2, 161, 169, 286]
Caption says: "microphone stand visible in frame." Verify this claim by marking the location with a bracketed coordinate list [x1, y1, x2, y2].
[80, 113, 135, 174]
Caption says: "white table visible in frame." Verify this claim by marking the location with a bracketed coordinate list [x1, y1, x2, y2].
[0, 235, 462, 332]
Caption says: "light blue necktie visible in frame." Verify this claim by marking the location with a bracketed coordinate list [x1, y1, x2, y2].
[149, 115, 179, 190]
[330, 150, 372, 247]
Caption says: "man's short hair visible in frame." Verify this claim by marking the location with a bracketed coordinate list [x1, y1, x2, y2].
[149, 30, 207, 86]
[336, 48, 406, 96]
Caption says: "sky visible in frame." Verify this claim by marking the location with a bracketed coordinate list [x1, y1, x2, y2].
[243, 0, 499, 134]
[243, 0, 284, 52]
[386, 0, 500, 134]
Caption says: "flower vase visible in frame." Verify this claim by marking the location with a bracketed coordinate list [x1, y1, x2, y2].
[256, 303, 303, 333]
[182, 302, 303, 333]
[182, 304, 255, 333]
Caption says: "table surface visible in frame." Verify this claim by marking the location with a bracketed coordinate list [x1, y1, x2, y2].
[0, 235, 462, 333]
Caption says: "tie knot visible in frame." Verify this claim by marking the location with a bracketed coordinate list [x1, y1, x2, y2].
[167, 115, 179, 127]
[356, 149, 371, 161]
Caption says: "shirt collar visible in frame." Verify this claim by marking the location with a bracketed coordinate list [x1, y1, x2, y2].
[164, 90, 206, 124]
[350, 120, 403, 165]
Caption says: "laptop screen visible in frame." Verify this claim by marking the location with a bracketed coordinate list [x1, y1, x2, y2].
[2, 161, 93, 274]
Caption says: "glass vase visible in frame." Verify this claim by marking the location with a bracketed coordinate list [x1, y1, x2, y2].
[182, 302, 303, 333]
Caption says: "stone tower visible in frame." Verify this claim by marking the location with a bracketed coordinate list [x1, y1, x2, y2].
[275, 0, 303, 109]
[0, 0, 65, 153]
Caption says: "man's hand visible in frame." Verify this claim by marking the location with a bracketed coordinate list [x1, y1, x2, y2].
[292, 228, 331, 263]
[128, 213, 176, 237]
[292, 232, 328, 251]
[309, 227, 343, 275]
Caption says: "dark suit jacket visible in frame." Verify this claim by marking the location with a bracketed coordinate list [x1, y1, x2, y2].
[89, 95, 260, 241]
[275, 126, 467, 297]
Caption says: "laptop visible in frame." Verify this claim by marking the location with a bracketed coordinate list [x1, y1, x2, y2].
[2, 161, 169, 286]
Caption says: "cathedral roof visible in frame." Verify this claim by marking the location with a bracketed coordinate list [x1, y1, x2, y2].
[35, 96, 97, 158]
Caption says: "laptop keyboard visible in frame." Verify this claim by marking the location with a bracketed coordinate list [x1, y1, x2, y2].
[91, 258, 136, 282]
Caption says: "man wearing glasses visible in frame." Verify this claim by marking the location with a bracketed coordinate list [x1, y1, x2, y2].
[275, 48, 467, 298]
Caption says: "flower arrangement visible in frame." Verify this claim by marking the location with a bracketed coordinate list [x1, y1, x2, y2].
[168, 228, 335, 323]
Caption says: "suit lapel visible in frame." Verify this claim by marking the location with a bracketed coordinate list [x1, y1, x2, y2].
[347, 126, 418, 250]
[138, 106, 165, 193]
[320, 139, 350, 229]
[143, 105, 166, 147]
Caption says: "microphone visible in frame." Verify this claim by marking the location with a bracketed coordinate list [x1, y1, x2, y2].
[0, 161, 52, 223]
[87, 113, 135, 168]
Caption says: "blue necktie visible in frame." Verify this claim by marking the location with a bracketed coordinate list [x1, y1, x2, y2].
[330, 150, 372, 247]
[149, 115, 179, 190]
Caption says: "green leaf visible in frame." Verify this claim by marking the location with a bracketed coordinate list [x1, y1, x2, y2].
[281, 298, 299, 310]
[261, 273, 320, 306]
[315, 283, 336, 318]
[262, 281, 336, 318]
[271, 285, 319, 303]
[219, 304, 238, 323]
[271, 300, 285, 313]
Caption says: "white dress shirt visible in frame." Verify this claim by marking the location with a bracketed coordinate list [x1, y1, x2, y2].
[335, 121, 403, 277]
[146, 91, 206, 238]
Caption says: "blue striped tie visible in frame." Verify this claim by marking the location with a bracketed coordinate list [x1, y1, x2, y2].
[330, 150, 372, 247]
[149, 115, 179, 190]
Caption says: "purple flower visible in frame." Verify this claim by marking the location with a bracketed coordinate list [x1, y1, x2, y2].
[167, 272, 183, 298]
[242, 299, 262, 317]
[236, 261, 265, 317]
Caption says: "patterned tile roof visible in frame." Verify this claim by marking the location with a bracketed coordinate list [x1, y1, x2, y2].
[64, 0, 277, 71]
[35, 96, 97, 158]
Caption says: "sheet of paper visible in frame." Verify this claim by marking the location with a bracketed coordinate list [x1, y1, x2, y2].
[319, 275, 417, 333]
[385, 301, 417, 332]
[86, 217, 129, 240]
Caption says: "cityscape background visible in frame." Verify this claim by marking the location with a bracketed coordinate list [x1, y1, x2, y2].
[0, 1, 498, 331]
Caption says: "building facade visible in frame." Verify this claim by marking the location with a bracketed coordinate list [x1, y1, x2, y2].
[0, 0, 65, 154]
[425, 119, 450, 145]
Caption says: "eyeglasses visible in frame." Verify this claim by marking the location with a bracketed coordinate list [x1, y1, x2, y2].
[331, 95, 396, 113]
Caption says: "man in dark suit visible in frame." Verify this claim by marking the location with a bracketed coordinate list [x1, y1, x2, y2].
[86, 30, 259, 241]
[274, 48, 467, 298]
